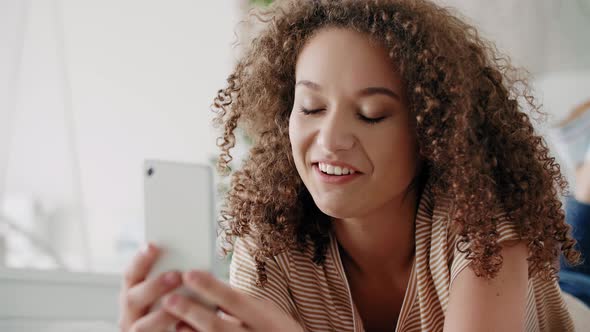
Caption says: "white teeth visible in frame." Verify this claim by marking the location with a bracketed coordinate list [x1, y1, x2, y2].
[326, 165, 334, 174]
[317, 162, 356, 176]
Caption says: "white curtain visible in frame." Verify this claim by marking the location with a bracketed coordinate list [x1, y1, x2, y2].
[0, 0, 90, 270]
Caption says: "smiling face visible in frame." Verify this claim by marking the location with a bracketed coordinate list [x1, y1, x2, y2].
[289, 27, 420, 219]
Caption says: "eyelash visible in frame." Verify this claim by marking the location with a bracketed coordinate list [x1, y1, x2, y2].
[299, 108, 386, 124]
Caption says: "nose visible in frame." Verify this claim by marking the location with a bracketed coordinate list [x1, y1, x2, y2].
[316, 109, 355, 153]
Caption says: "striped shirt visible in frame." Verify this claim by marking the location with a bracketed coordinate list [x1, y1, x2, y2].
[229, 182, 575, 331]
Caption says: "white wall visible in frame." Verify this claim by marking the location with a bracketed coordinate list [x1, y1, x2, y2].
[2, 0, 239, 272]
[0, 0, 27, 203]
[533, 70, 590, 186]
[438, 0, 590, 75]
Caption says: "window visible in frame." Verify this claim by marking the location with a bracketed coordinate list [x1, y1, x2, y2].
[0, 0, 244, 277]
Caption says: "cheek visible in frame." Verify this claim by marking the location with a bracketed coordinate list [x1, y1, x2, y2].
[371, 127, 418, 183]
[289, 115, 307, 165]
[288, 115, 299, 150]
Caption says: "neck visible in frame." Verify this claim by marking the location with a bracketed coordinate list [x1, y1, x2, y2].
[333, 188, 419, 278]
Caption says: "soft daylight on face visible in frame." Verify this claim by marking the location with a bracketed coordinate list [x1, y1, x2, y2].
[288, 27, 420, 219]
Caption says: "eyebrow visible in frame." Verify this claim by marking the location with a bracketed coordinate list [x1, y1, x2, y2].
[295, 80, 401, 101]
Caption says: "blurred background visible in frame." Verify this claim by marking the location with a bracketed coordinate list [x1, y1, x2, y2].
[0, 0, 589, 276]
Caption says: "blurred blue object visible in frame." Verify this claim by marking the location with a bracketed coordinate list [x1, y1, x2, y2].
[560, 197, 590, 306]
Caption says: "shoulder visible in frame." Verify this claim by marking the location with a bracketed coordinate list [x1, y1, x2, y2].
[424, 190, 522, 285]
[230, 235, 320, 286]
[230, 236, 291, 280]
[229, 236, 305, 319]
[444, 239, 529, 331]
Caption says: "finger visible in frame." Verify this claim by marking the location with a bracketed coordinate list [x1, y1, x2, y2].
[123, 243, 160, 289]
[181, 271, 260, 326]
[129, 308, 178, 332]
[217, 309, 242, 325]
[163, 294, 247, 332]
[124, 271, 182, 316]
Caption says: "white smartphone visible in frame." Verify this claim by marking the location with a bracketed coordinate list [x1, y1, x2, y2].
[143, 159, 215, 308]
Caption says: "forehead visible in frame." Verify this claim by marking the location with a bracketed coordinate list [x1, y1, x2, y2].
[295, 27, 401, 92]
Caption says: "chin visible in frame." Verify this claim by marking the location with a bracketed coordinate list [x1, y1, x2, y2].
[315, 201, 358, 219]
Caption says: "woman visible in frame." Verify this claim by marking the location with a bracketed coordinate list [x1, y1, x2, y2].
[118, 0, 581, 331]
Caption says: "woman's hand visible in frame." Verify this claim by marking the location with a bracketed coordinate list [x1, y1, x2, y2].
[162, 270, 303, 332]
[118, 243, 184, 331]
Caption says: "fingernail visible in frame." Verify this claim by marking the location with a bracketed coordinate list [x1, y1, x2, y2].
[163, 272, 180, 285]
[143, 243, 160, 257]
[141, 243, 155, 255]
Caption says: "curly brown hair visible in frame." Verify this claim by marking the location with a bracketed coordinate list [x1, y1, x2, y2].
[212, 0, 580, 285]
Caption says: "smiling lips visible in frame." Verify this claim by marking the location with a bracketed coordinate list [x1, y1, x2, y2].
[312, 162, 362, 184]
[317, 162, 357, 175]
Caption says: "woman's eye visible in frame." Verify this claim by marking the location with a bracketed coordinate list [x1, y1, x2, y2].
[298, 107, 386, 124]
[357, 113, 386, 124]
[299, 107, 324, 115]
